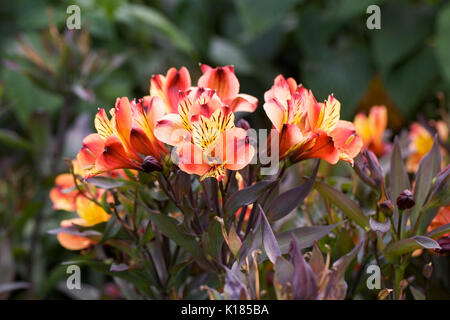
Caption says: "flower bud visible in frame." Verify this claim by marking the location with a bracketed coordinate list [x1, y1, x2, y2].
[396, 189, 415, 210]
[378, 199, 394, 216]
[433, 236, 450, 256]
[236, 119, 251, 131]
[141, 155, 162, 172]
[422, 262, 433, 279]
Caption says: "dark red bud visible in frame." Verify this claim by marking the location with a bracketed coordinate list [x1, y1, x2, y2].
[141, 156, 162, 172]
[433, 236, 450, 256]
[236, 119, 251, 131]
[396, 189, 415, 210]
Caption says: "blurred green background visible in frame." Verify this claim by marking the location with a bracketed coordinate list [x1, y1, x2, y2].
[1, 0, 450, 299]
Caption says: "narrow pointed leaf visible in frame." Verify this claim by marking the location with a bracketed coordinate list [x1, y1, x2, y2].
[259, 204, 281, 263]
[315, 181, 369, 229]
[289, 235, 318, 300]
[276, 223, 340, 256]
[426, 223, 450, 239]
[267, 160, 320, 221]
[225, 179, 278, 217]
[410, 137, 441, 226]
[390, 137, 410, 229]
[383, 236, 441, 261]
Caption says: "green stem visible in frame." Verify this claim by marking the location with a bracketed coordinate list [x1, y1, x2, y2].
[394, 264, 406, 300]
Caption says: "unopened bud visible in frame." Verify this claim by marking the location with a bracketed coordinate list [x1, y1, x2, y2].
[141, 156, 162, 172]
[378, 199, 394, 216]
[236, 119, 251, 131]
[396, 189, 415, 210]
[422, 262, 433, 279]
[433, 236, 450, 256]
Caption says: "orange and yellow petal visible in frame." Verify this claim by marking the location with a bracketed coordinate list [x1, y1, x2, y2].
[57, 219, 95, 251]
[75, 197, 110, 227]
[198, 64, 239, 104]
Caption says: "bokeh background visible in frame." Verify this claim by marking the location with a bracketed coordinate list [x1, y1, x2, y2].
[1, 0, 449, 299]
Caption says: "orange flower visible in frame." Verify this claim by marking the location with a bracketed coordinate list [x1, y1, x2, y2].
[234, 172, 252, 220]
[428, 206, 450, 236]
[49, 173, 78, 212]
[57, 218, 96, 251]
[263, 75, 363, 165]
[406, 121, 448, 172]
[150, 67, 191, 113]
[198, 64, 258, 113]
[154, 87, 255, 181]
[77, 96, 167, 177]
[353, 106, 388, 156]
[50, 159, 114, 250]
[56, 196, 110, 251]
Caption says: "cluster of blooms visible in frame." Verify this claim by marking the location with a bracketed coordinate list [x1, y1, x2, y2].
[50, 64, 449, 252]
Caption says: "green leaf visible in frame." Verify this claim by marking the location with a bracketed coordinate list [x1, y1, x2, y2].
[435, 2, 450, 84]
[371, 2, 434, 73]
[315, 181, 369, 229]
[409, 286, 425, 300]
[202, 219, 223, 261]
[86, 176, 125, 189]
[225, 179, 278, 217]
[383, 236, 440, 261]
[426, 223, 450, 239]
[301, 44, 371, 119]
[209, 37, 253, 75]
[233, 0, 297, 39]
[410, 137, 441, 227]
[275, 223, 340, 256]
[385, 46, 439, 116]
[390, 137, 410, 231]
[0, 129, 32, 151]
[146, 210, 208, 267]
[267, 160, 319, 222]
[2, 69, 62, 125]
[115, 4, 196, 56]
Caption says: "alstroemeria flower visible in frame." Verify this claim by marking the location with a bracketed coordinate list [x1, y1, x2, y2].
[198, 64, 258, 113]
[428, 206, 450, 236]
[50, 159, 112, 250]
[406, 121, 448, 172]
[263, 75, 363, 165]
[354, 105, 389, 156]
[77, 96, 167, 176]
[154, 87, 255, 181]
[56, 197, 110, 251]
[150, 67, 191, 113]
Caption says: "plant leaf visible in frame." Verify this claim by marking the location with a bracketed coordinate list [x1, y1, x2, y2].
[259, 204, 281, 264]
[383, 236, 441, 261]
[390, 137, 410, 229]
[410, 137, 441, 227]
[225, 179, 277, 217]
[425, 223, 450, 239]
[369, 217, 391, 233]
[276, 223, 340, 256]
[146, 210, 208, 268]
[267, 160, 319, 221]
[315, 181, 369, 229]
[86, 176, 125, 189]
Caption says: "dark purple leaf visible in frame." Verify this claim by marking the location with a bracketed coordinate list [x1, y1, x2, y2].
[266, 160, 319, 221]
[259, 204, 281, 263]
[289, 235, 318, 300]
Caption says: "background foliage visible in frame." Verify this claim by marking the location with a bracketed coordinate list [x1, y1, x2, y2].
[0, 0, 449, 299]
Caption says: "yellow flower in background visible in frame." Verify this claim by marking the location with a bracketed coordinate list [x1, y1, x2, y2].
[354, 105, 389, 157]
[407, 121, 448, 172]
